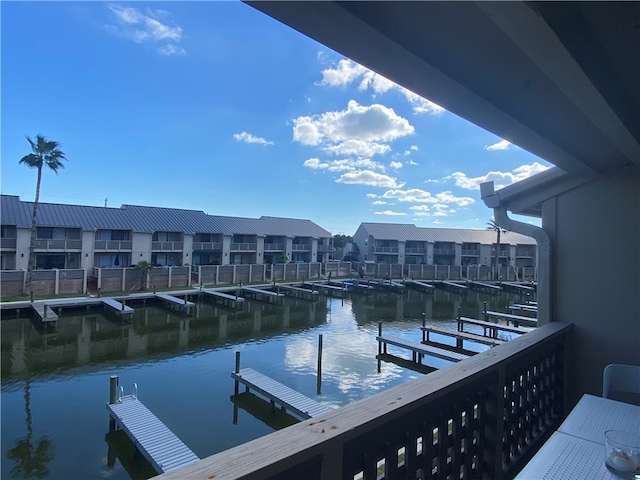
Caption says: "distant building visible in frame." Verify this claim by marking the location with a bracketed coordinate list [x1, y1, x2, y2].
[0, 195, 334, 270]
[352, 222, 537, 268]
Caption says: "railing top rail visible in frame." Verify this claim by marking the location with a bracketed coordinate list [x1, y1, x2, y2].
[158, 322, 571, 480]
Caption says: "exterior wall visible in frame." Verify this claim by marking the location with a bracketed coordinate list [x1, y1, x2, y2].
[545, 166, 639, 407]
[183, 233, 193, 266]
[256, 236, 265, 264]
[222, 236, 231, 265]
[81, 230, 94, 269]
[479, 245, 492, 266]
[132, 232, 151, 263]
[16, 228, 30, 270]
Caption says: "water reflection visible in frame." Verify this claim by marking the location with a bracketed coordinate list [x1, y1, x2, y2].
[1, 288, 533, 479]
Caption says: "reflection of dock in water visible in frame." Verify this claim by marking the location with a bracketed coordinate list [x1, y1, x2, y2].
[230, 392, 299, 430]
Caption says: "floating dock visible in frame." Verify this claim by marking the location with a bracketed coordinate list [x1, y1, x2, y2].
[404, 279, 435, 292]
[276, 284, 320, 301]
[421, 325, 505, 347]
[508, 303, 538, 313]
[106, 380, 198, 474]
[302, 281, 346, 298]
[434, 280, 469, 293]
[30, 303, 59, 323]
[155, 293, 195, 312]
[457, 316, 530, 338]
[467, 280, 502, 294]
[240, 286, 285, 305]
[201, 289, 245, 309]
[232, 367, 332, 420]
[501, 282, 536, 293]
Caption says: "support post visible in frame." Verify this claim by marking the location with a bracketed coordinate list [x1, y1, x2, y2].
[109, 375, 119, 404]
[234, 351, 241, 396]
[317, 334, 323, 395]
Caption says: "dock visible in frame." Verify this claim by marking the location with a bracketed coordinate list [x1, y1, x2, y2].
[201, 289, 245, 309]
[421, 325, 505, 347]
[240, 286, 285, 304]
[467, 280, 502, 294]
[232, 367, 332, 420]
[155, 293, 195, 312]
[30, 303, 59, 323]
[508, 303, 538, 313]
[457, 316, 530, 338]
[341, 280, 375, 294]
[404, 279, 435, 292]
[483, 309, 537, 328]
[501, 282, 536, 293]
[101, 298, 135, 316]
[434, 280, 469, 293]
[276, 284, 320, 301]
[302, 281, 346, 298]
[106, 380, 199, 474]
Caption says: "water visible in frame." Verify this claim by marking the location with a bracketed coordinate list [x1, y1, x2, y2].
[1, 287, 534, 479]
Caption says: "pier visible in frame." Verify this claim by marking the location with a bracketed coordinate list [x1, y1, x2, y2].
[302, 281, 346, 298]
[501, 282, 536, 293]
[0, 297, 136, 323]
[434, 280, 468, 293]
[457, 316, 530, 338]
[467, 280, 502, 294]
[508, 303, 538, 313]
[421, 325, 505, 347]
[276, 284, 320, 301]
[404, 279, 435, 292]
[30, 302, 59, 323]
[232, 352, 332, 420]
[201, 289, 245, 309]
[106, 377, 198, 474]
[377, 322, 469, 366]
[483, 302, 537, 327]
[240, 286, 285, 305]
[155, 293, 195, 313]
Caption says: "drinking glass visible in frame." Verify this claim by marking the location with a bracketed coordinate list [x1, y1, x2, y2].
[605, 430, 640, 479]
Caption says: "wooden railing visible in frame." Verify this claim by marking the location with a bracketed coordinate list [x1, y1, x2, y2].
[159, 322, 571, 480]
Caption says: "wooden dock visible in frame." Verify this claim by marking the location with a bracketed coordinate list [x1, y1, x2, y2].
[467, 280, 502, 294]
[276, 285, 319, 301]
[508, 303, 538, 313]
[377, 334, 469, 364]
[434, 280, 469, 293]
[240, 286, 284, 304]
[501, 282, 536, 293]
[421, 325, 505, 347]
[302, 281, 346, 298]
[106, 384, 198, 474]
[30, 303, 59, 323]
[341, 280, 375, 294]
[404, 279, 435, 292]
[483, 310, 537, 328]
[231, 368, 332, 420]
[101, 298, 135, 316]
[458, 316, 530, 338]
[201, 289, 244, 309]
[155, 293, 195, 312]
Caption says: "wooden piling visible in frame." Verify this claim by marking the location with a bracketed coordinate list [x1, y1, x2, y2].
[110, 375, 119, 404]
[316, 334, 323, 395]
[234, 351, 241, 396]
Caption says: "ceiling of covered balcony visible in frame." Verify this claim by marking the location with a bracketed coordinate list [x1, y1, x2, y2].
[246, 1, 640, 177]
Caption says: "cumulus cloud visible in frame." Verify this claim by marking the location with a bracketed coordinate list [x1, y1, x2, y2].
[319, 59, 445, 115]
[366, 193, 378, 198]
[485, 139, 512, 151]
[372, 200, 387, 205]
[374, 210, 407, 216]
[445, 162, 550, 190]
[303, 157, 385, 173]
[410, 204, 450, 217]
[293, 100, 414, 148]
[106, 4, 185, 55]
[336, 170, 404, 188]
[389, 161, 403, 169]
[323, 139, 390, 157]
[233, 131, 274, 146]
[380, 188, 474, 207]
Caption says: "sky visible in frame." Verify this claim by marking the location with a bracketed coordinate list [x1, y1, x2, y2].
[1, 1, 551, 236]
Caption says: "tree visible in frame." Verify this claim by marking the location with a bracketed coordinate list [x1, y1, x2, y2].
[19, 135, 67, 296]
[332, 234, 353, 249]
[136, 260, 154, 290]
[487, 219, 508, 279]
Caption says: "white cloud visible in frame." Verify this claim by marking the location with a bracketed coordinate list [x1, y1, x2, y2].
[372, 200, 387, 205]
[374, 210, 407, 216]
[323, 139, 391, 157]
[445, 162, 550, 190]
[233, 131, 274, 146]
[381, 188, 474, 207]
[293, 100, 414, 147]
[366, 193, 378, 198]
[485, 139, 512, 151]
[303, 158, 329, 170]
[336, 170, 404, 188]
[106, 4, 185, 54]
[303, 157, 385, 173]
[319, 59, 445, 115]
[389, 161, 403, 169]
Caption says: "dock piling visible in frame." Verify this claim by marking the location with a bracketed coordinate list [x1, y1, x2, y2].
[110, 375, 119, 404]
[234, 351, 241, 396]
[317, 334, 323, 395]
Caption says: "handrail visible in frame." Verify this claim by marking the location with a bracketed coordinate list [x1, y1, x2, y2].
[158, 322, 572, 480]
[117, 385, 124, 403]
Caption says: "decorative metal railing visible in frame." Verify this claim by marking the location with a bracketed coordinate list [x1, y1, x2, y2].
[159, 322, 571, 480]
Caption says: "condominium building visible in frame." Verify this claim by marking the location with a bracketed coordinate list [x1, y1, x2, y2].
[0, 195, 335, 270]
[353, 222, 537, 268]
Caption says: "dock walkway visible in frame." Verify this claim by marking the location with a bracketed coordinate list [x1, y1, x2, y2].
[277, 285, 319, 301]
[467, 280, 502, 294]
[201, 289, 244, 309]
[30, 303, 58, 323]
[404, 279, 435, 292]
[106, 391, 198, 474]
[241, 287, 284, 304]
[458, 316, 530, 338]
[435, 280, 469, 293]
[231, 368, 332, 420]
[101, 298, 135, 316]
[501, 282, 536, 293]
[421, 325, 504, 347]
[484, 310, 537, 327]
[155, 293, 195, 310]
[377, 334, 469, 364]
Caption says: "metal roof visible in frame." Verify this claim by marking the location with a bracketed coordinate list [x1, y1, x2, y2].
[0, 195, 331, 238]
[357, 222, 536, 246]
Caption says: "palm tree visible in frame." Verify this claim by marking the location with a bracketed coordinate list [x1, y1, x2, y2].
[19, 135, 67, 296]
[136, 260, 154, 290]
[487, 219, 508, 280]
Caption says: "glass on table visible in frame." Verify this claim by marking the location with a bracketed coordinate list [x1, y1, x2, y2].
[605, 430, 640, 479]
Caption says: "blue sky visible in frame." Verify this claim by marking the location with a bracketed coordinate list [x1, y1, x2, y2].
[1, 1, 550, 235]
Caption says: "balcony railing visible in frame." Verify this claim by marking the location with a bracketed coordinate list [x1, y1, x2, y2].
[317, 245, 334, 252]
[1, 238, 17, 249]
[405, 247, 426, 254]
[94, 240, 132, 251]
[34, 239, 82, 250]
[373, 246, 399, 253]
[161, 322, 571, 480]
[192, 242, 223, 251]
[151, 241, 183, 251]
[292, 243, 311, 251]
[230, 243, 257, 251]
[516, 251, 535, 258]
[264, 243, 285, 252]
[462, 249, 480, 256]
[434, 248, 455, 255]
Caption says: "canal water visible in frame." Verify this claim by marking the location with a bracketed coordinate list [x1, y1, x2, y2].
[1, 287, 534, 479]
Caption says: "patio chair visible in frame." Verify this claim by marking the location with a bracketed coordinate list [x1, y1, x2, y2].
[602, 364, 640, 402]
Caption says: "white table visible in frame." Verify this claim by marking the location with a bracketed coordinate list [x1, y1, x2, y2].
[516, 395, 640, 479]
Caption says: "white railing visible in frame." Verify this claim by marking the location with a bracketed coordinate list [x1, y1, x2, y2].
[159, 323, 571, 480]
[94, 240, 132, 250]
[230, 243, 257, 251]
[151, 241, 183, 251]
[192, 242, 223, 251]
[405, 247, 426, 254]
[374, 246, 399, 253]
[34, 239, 82, 250]
[292, 243, 311, 251]
[264, 243, 285, 251]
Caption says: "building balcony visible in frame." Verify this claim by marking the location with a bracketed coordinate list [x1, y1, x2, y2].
[34, 239, 82, 251]
[162, 322, 572, 480]
[292, 243, 311, 252]
[193, 242, 223, 251]
[373, 246, 399, 253]
[94, 240, 132, 251]
[230, 243, 257, 251]
[0, 238, 16, 250]
[264, 243, 285, 252]
[433, 248, 455, 255]
[461, 249, 481, 256]
[516, 251, 535, 258]
[151, 241, 184, 251]
[317, 245, 334, 253]
[405, 247, 426, 254]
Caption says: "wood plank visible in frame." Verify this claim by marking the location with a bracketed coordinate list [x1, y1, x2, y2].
[484, 310, 537, 327]
[421, 326, 505, 346]
[377, 335, 469, 362]
[101, 298, 134, 315]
